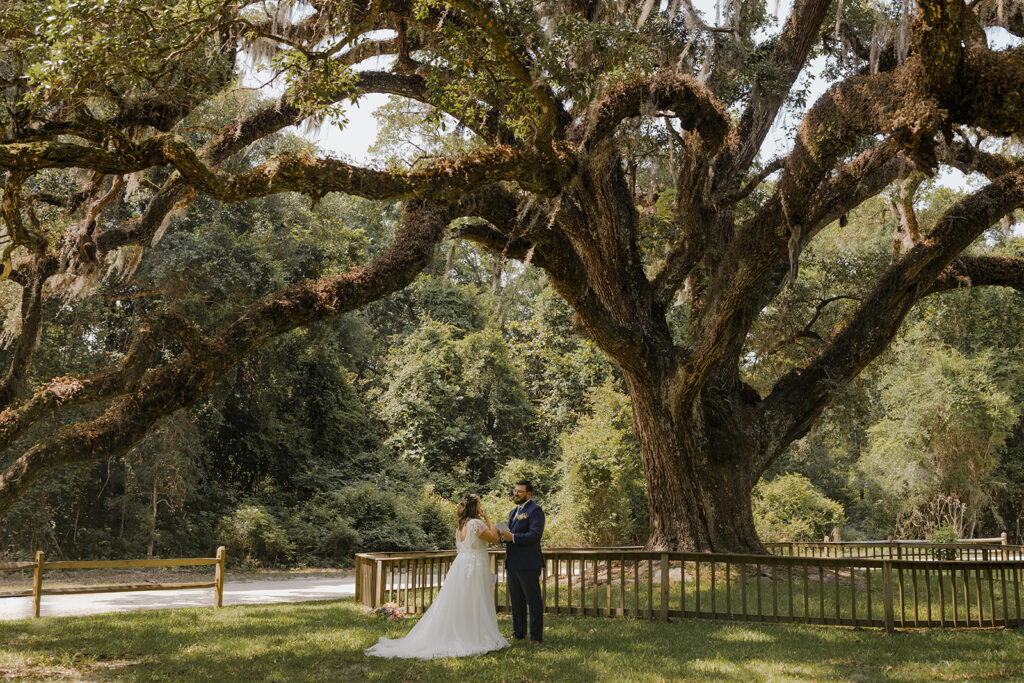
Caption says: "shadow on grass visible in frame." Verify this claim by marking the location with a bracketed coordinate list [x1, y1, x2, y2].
[2, 599, 1023, 681]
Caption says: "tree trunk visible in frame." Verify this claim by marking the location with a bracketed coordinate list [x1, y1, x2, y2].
[119, 471, 127, 539]
[624, 372, 765, 553]
[442, 242, 457, 282]
[490, 254, 504, 294]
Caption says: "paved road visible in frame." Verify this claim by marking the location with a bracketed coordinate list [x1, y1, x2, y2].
[0, 576, 356, 621]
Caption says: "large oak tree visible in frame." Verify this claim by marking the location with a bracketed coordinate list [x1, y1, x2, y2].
[2, 0, 1024, 551]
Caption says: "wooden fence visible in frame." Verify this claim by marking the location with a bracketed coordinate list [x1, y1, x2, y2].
[0, 547, 226, 618]
[356, 543, 1024, 632]
[765, 534, 1020, 560]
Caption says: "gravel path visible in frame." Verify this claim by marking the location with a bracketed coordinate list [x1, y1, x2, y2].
[0, 576, 355, 621]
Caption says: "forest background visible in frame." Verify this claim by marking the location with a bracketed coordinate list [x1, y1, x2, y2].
[3, 96, 1023, 566]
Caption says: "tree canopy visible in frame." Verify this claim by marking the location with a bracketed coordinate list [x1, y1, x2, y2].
[2, 0, 1024, 552]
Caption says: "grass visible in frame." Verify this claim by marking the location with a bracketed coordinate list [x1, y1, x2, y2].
[3, 598, 1024, 681]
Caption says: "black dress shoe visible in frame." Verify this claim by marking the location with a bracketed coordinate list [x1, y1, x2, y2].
[529, 640, 541, 646]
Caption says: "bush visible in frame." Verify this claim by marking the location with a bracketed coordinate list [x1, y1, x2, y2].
[286, 498, 363, 566]
[332, 483, 428, 552]
[415, 485, 458, 550]
[487, 458, 554, 501]
[545, 384, 648, 547]
[929, 525, 960, 560]
[216, 505, 293, 567]
[753, 474, 845, 543]
[285, 482, 458, 565]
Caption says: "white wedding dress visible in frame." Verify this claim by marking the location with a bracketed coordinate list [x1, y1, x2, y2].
[365, 518, 510, 659]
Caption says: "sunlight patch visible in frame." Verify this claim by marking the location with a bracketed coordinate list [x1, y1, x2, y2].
[690, 657, 742, 674]
[714, 626, 775, 643]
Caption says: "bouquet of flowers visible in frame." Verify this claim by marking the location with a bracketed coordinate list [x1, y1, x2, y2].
[372, 602, 405, 621]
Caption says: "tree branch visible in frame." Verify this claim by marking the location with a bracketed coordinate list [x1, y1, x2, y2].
[0, 317, 162, 454]
[650, 216, 707, 310]
[945, 140, 1018, 180]
[760, 295, 860, 358]
[0, 256, 56, 409]
[0, 199, 455, 519]
[454, 188, 644, 363]
[719, 156, 787, 207]
[0, 136, 564, 203]
[98, 70, 456, 255]
[958, 47, 1024, 137]
[681, 68, 932, 405]
[1, 172, 48, 254]
[801, 139, 913, 238]
[926, 254, 1024, 294]
[577, 71, 728, 152]
[717, 0, 832, 183]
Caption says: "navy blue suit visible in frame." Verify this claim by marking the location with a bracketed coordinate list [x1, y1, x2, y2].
[505, 499, 545, 642]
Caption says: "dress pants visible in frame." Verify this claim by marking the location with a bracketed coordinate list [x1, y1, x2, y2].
[507, 567, 543, 642]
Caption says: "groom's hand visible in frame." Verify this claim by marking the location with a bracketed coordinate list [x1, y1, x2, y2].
[498, 530, 513, 542]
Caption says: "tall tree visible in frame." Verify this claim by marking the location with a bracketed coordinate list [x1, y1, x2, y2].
[2, 0, 1024, 551]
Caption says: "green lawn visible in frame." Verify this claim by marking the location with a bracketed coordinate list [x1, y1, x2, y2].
[2, 599, 1023, 681]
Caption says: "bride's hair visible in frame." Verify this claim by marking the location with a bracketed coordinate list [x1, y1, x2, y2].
[456, 494, 480, 530]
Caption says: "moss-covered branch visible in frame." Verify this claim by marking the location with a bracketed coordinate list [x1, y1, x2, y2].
[0, 256, 55, 409]
[927, 254, 1024, 294]
[0, 136, 563, 203]
[578, 72, 728, 153]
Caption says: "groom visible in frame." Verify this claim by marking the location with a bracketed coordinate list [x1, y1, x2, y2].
[498, 480, 545, 645]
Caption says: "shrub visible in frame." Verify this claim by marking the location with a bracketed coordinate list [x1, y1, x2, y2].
[332, 483, 429, 552]
[929, 524, 960, 560]
[545, 384, 648, 547]
[216, 505, 293, 567]
[753, 474, 845, 543]
[286, 483, 458, 565]
[487, 458, 555, 502]
[415, 485, 458, 550]
[287, 498, 362, 565]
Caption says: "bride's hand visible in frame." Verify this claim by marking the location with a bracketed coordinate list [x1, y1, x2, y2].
[480, 507, 490, 520]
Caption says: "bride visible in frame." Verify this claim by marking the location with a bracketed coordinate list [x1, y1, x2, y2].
[365, 494, 510, 659]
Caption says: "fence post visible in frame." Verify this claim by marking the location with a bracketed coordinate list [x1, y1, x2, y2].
[375, 560, 386, 608]
[356, 557, 364, 602]
[32, 550, 44, 618]
[489, 553, 499, 611]
[1002, 532, 1009, 561]
[882, 561, 894, 633]
[214, 546, 225, 608]
[660, 553, 670, 622]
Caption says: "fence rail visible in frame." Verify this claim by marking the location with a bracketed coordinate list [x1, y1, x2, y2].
[356, 541, 1024, 632]
[0, 547, 227, 618]
[765, 534, 1021, 561]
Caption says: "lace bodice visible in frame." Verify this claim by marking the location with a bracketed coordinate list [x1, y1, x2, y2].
[456, 518, 489, 553]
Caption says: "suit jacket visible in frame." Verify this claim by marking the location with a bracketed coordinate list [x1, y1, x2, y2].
[504, 499, 545, 570]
